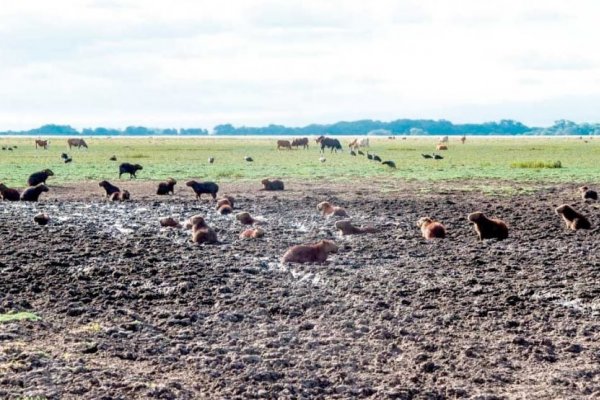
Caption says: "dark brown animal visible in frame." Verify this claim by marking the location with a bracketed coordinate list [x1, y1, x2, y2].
[0, 183, 20, 201]
[334, 220, 377, 235]
[236, 212, 256, 225]
[579, 186, 598, 201]
[27, 169, 54, 186]
[277, 140, 292, 150]
[216, 196, 235, 210]
[189, 215, 218, 244]
[436, 144, 448, 151]
[68, 138, 88, 149]
[34, 213, 50, 226]
[417, 217, 446, 239]
[157, 178, 177, 195]
[99, 180, 120, 197]
[21, 184, 49, 202]
[555, 204, 592, 230]
[186, 180, 219, 200]
[281, 240, 338, 264]
[109, 190, 130, 202]
[261, 179, 284, 191]
[239, 227, 265, 239]
[160, 217, 181, 228]
[317, 201, 348, 217]
[217, 204, 233, 215]
[35, 139, 48, 149]
[119, 163, 143, 179]
[291, 137, 309, 149]
[468, 212, 509, 240]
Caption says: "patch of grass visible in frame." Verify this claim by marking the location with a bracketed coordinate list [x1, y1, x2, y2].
[0, 311, 41, 323]
[510, 160, 562, 169]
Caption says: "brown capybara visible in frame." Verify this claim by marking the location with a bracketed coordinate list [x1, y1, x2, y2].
[236, 212, 255, 225]
[0, 183, 20, 201]
[99, 180, 120, 197]
[261, 179, 284, 191]
[417, 217, 446, 239]
[334, 220, 377, 235]
[555, 204, 592, 230]
[218, 204, 233, 215]
[157, 178, 177, 195]
[281, 240, 338, 264]
[186, 180, 219, 200]
[109, 190, 130, 202]
[216, 196, 235, 210]
[239, 227, 265, 239]
[317, 201, 349, 218]
[579, 186, 598, 201]
[160, 217, 181, 228]
[468, 212, 509, 241]
[34, 213, 50, 226]
[189, 216, 218, 244]
[21, 184, 49, 202]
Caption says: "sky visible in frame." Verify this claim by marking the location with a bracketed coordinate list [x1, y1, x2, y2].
[0, 0, 599, 130]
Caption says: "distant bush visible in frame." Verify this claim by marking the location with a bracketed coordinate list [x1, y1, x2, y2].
[510, 160, 562, 169]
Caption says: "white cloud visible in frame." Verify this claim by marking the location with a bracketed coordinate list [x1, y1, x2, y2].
[0, 0, 599, 130]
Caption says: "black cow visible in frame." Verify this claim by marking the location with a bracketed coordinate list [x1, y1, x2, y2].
[119, 163, 143, 179]
[186, 180, 219, 200]
[316, 136, 342, 153]
[27, 169, 54, 187]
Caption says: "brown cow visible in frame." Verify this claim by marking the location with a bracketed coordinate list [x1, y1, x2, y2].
[291, 137, 309, 149]
[436, 144, 448, 151]
[67, 138, 88, 149]
[35, 139, 48, 149]
[277, 140, 292, 150]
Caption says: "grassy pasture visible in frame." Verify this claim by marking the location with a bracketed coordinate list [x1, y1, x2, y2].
[0, 136, 598, 188]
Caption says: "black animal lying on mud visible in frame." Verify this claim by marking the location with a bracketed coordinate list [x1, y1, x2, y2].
[186, 180, 219, 200]
[119, 163, 143, 179]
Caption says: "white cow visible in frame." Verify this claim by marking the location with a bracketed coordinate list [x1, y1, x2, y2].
[439, 136, 449, 143]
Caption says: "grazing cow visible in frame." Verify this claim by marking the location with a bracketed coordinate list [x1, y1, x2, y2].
[261, 179, 284, 191]
[436, 144, 448, 151]
[27, 169, 54, 186]
[417, 217, 446, 239]
[468, 212, 508, 240]
[579, 186, 598, 201]
[239, 227, 265, 239]
[0, 183, 20, 201]
[334, 220, 377, 235]
[555, 204, 591, 230]
[186, 180, 219, 200]
[439, 136, 449, 143]
[349, 137, 369, 149]
[460, 135, 466, 144]
[35, 140, 48, 149]
[67, 138, 88, 149]
[281, 240, 338, 264]
[317, 201, 348, 218]
[21, 184, 49, 202]
[291, 137, 309, 149]
[157, 178, 176, 195]
[119, 163, 143, 179]
[98, 181, 121, 197]
[316, 136, 342, 153]
[277, 140, 292, 150]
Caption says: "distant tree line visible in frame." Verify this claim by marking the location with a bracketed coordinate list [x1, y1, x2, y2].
[2, 120, 600, 136]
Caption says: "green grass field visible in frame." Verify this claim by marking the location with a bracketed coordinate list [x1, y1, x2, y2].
[0, 136, 598, 188]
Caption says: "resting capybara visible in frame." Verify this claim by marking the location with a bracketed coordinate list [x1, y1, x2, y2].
[109, 190, 130, 202]
[317, 201, 349, 218]
[21, 184, 49, 202]
[157, 178, 177, 195]
[34, 213, 50, 226]
[119, 163, 143, 179]
[160, 217, 181, 228]
[281, 240, 338, 264]
[417, 217, 446, 239]
[239, 227, 265, 239]
[555, 204, 592, 230]
[468, 212, 509, 240]
[216, 196, 235, 210]
[99, 180, 120, 197]
[186, 180, 219, 200]
[334, 220, 377, 235]
[189, 215, 218, 244]
[0, 183, 20, 201]
[27, 169, 54, 186]
[579, 186, 598, 201]
[217, 204, 233, 215]
[261, 179, 284, 191]
[236, 212, 255, 225]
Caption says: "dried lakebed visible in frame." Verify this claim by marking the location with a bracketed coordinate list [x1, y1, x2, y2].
[1, 187, 599, 399]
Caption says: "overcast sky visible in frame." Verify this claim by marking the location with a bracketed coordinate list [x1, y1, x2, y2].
[0, 0, 599, 130]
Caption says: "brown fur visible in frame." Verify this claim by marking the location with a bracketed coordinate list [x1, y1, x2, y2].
[160, 217, 181, 228]
[555, 204, 592, 230]
[468, 212, 509, 240]
[317, 201, 349, 217]
[109, 190, 130, 202]
[281, 240, 338, 264]
[217, 204, 233, 215]
[261, 179, 284, 191]
[239, 227, 265, 239]
[579, 186, 598, 201]
[277, 140, 292, 150]
[21, 184, 49, 202]
[33, 213, 50, 226]
[334, 220, 377, 235]
[417, 217, 446, 239]
[436, 144, 448, 151]
[0, 183, 20, 201]
[157, 178, 177, 195]
[216, 196, 235, 210]
[236, 212, 256, 225]
[189, 215, 218, 244]
[35, 139, 48, 149]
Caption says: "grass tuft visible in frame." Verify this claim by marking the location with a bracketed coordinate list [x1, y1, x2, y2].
[0, 311, 41, 324]
[510, 160, 562, 169]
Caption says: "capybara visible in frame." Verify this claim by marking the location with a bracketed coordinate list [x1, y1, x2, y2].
[99, 180, 121, 197]
[0, 183, 20, 201]
[34, 213, 50, 226]
[157, 178, 177, 195]
[27, 169, 54, 186]
[317, 201, 348, 217]
[160, 217, 181, 228]
[239, 227, 265, 239]
[261, 179, 284, 191]
[189, 216, 218, 244]
[281, 240, 338, 264]
[417, 217, 446, 239]
[579, 186, 598, 201]
[186, 180, 219, 200]
[217, 204, 233, 215]
[236, 212, 255, 225]
[334, 220, 377, 235]
[468, 212, 509, 240]
[216, 196, 235, 210]
[555, 204, 592, 230]
[119, 163, 143, 179]
[109, 190, 130, 202]
[21, 184, 49, 202]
